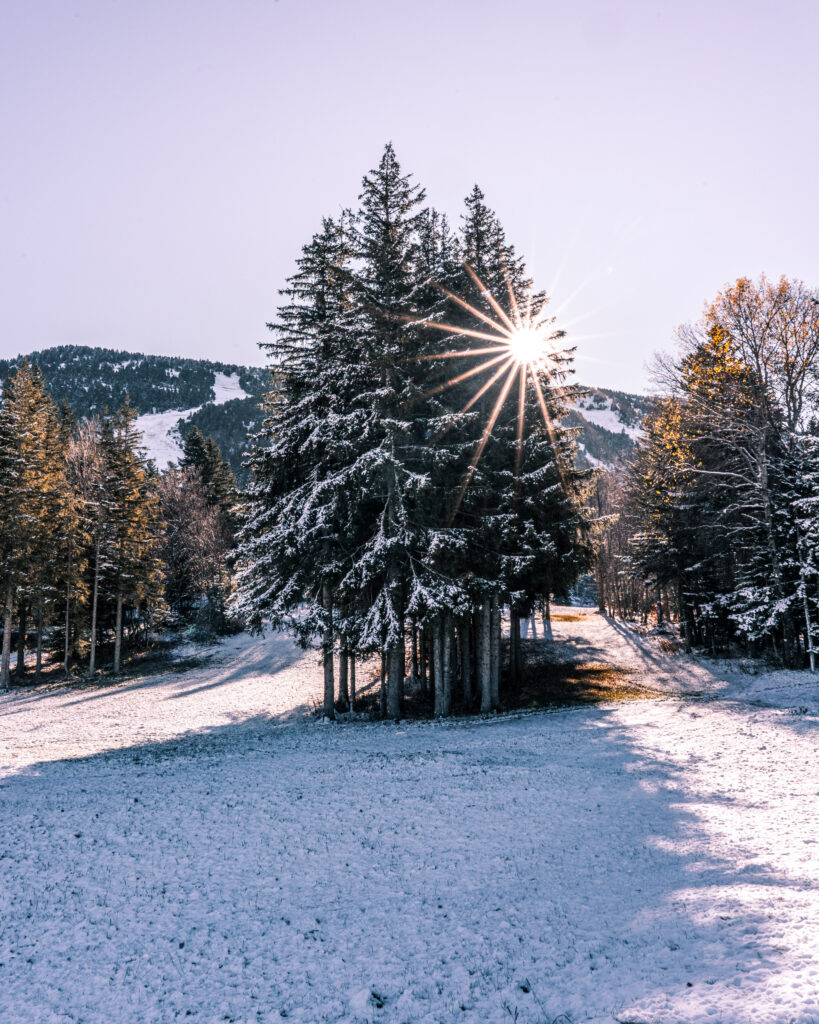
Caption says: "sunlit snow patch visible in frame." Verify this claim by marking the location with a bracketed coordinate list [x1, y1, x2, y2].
[136, 371, 250, 468]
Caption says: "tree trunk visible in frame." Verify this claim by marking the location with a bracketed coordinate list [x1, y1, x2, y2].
[490, 596, 500, 709]
[419, 627, 427, 696]
[441, 615, 452, 716]
[459, 619, 472, 704]
[387, 637, 403, 721]
[479, 599, 491, 712]
[349, 653, 356, 713]
[426, 630, 434, 700]
[542, 599, 553, 642]
[379, 650, 386, 718]
[409, 625, 418, 686]
[63, 546, 73, 675]
[321, 583, 335, 720]
[798, 533, 816, 673]
[1, 580, 14, 690]
[338, 645, 349, 707]
[88, 537, 101, 678]
[35, 603, 44, 681]
[509, 611, 519, 684]
[15, 601, 26, 678]
[432, 618, 444, 716]
[113, 590, 124, 674]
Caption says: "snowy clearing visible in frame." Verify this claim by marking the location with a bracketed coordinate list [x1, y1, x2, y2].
[2, 610, 818, 1024]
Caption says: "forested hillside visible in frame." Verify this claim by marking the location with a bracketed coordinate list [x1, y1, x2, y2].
[0, 345, 648, 478]
[0, 346, 270, 479]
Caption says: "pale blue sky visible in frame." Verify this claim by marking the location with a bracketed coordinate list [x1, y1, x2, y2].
[2, 0, 818, 391]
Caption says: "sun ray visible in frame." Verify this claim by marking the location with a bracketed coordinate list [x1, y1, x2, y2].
[463, 263, 518, 335]
[529, 365, 570, 491]
[422, 352, 511, 400]
[415, 345, 508, 362]
[431, 356, 516, 446]
[432, 282, 514, 338]
[395, 314, 511, 346]
[460, 357, 516, 414]
[502, 265, 523, 330]
[449, 361, 519, 524]
[389, 262, 578, 510]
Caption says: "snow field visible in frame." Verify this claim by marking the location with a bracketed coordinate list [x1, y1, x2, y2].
[135, 371, 249, 469]
[2, 613, 818, 1024]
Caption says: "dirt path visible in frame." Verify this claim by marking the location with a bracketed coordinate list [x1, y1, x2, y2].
[546, 604, 726, 695]
[547, 603, 819, 712]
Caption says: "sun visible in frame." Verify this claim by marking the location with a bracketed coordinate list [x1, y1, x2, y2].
[506, 326, 552, 367]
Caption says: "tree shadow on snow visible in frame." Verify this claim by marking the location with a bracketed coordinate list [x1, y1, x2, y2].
[1, 706, 815, 1023]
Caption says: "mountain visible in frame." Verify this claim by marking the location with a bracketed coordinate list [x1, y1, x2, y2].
[570, 386, 654, 467]
[0, 345, 270, 479]
[0, 345, 650, 478]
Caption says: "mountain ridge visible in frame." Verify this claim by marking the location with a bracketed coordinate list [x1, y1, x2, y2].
[0, 345, 651, 477]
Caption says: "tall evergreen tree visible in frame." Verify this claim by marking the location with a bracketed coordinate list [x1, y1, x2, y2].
[101, 401, 165, 674]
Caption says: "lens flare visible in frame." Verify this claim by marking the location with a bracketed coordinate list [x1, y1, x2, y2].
[395, 263, 573, 520]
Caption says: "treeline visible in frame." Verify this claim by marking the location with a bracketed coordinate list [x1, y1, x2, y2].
[0, 362, 236, 688]
[596, 275, 819, 668]
[0, 344, 268, 418]
[236, 144, 593, 719]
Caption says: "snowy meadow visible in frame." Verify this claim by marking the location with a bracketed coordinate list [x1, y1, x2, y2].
[3, 611, 818, 1024]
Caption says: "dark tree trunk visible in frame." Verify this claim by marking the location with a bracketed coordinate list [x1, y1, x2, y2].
[15, 601, 26, 678]
[1, 580, 14, 690]
[113, 591, 124, 675]
[387, 637, 403, 721]
[338, 645, 349, 707]
[88, 537, 101, 677]
[459, 619, 472, 704]
[321, 583, 335, 720]
[490, 596, 500, 709]
[479, 599, 491, 712]
[433, 618, 444, 717]
[35, 603, 44, 681]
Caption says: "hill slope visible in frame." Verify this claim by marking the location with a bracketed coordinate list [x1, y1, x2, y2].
[0, 345, 650, 476]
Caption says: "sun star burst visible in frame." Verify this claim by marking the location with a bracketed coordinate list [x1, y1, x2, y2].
[398, 263, 571, 521]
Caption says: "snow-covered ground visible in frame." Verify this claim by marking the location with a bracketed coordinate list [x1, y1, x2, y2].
[2, 611, 818, 1024]
[135, 371, 249, 468]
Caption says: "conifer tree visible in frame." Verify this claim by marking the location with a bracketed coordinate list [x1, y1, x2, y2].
[0, 362, 70, 687]
[102, 401, 165, 674]
[237, 214, 359, 717]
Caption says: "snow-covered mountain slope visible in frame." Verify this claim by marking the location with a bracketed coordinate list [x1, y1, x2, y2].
[569, 386, 654, 467]
[0, 345, 269, 479]
[135, 372, 250, 469]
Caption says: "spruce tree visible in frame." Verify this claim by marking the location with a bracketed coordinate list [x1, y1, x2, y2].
[102, 401, 165, 674]
[236, 214, 359, 717]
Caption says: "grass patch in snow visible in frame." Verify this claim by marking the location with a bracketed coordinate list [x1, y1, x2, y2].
[512, 659, 658, 708]
[349, 640, 658, 720]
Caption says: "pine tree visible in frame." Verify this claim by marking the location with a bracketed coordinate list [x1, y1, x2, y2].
[0, 362, 71, 686]
[101, 401, 165, 674]
[236, 213, 359, 717]
[181, 427, 237, 519]
[240, 148, 596, 718]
